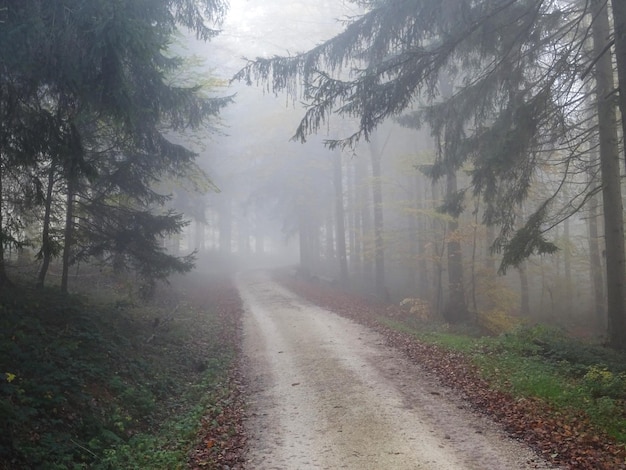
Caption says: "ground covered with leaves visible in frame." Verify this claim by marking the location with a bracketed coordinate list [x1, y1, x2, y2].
[273, 272, 626, 470]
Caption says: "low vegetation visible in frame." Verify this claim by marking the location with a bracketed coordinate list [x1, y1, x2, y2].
[410, 323, 626, 442]
[0, 273, 243, 470]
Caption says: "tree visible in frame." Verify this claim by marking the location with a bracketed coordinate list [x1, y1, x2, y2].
[0, 0, 230, 291]
[235, 0, 626, 347]
[611, 0, 626, 167]
[590, 0, 626, 347]
[332, 149, 349, 285]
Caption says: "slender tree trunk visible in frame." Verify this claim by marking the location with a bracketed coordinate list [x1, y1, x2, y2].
[563, 216, 573, 314]
[195, 220, 206, 252]
[349, 159, 361, 277]
[370, 138, 388, 301]
[407, 175, 419, 293]
[333, 151, 348, 285]
[485, 224, 496, 272]
[357, 153, 373, 289]
[518, 263, 530, 316]
[443, 170, 469, 323]
[416, 177, 430, 298]
[298, 209, 310, 272]
[611, 0, 626, 168]
[587, 189, 605, 327]
[37, 165, 56, 289]
[0, 158, 8, 288]
[219, 198, 232, 255]
[592, 0, 626, 349]
[61, 172, 76, 293]
[325, 211, 334, 265]
[432, 181, 445, 316]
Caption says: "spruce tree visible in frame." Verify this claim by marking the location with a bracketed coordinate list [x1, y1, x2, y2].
[0, 0, 230, 291]
[235, 0, 626, 346]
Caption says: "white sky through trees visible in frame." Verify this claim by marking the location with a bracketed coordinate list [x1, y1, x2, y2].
[211, 0, 362, 75]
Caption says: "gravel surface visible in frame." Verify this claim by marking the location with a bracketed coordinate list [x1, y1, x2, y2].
[237, 270, 556, 470]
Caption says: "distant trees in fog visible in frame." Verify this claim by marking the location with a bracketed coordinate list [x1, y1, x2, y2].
[234, 0, 626, 349]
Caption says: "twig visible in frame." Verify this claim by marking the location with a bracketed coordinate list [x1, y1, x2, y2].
[70, 439, 97, 458]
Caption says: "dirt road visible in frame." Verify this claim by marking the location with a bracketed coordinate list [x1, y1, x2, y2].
[237, 271, 555, 470]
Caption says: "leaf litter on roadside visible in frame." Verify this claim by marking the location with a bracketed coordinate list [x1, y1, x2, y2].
[275, 272, 626, 470]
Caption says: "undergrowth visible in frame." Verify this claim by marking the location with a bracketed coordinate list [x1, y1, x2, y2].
[404, 323, 626, 443]
[0, 275, 239, 469]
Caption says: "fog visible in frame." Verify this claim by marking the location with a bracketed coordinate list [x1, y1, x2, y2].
[168, 0, 610, 339]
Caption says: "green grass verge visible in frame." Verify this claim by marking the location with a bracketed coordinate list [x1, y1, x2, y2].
[0, 278, 238, 469]
[379, 319, 626, 443]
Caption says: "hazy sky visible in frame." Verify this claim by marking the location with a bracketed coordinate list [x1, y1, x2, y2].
[209, 0, 362, 75]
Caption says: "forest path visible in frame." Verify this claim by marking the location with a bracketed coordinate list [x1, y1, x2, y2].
[236, 270, 555, 470]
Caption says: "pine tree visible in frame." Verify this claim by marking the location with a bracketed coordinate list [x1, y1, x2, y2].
[0, 0, 230, 291]
[235, 0, 626, 347]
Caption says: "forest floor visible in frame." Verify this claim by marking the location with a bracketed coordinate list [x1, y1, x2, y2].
[192, 268, 626, 470]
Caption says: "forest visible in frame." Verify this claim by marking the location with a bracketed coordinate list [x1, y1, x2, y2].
[2, 0, 626, 468]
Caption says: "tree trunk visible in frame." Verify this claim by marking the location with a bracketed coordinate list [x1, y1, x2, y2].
[407, 175, 419, 293]
[333, 150, 348, 285]
[563, 216, 573, 314]
[443, 170, 469, 323]
[61, 172, 76, 293]
[611, 0, 626, 168]
[348, 158, 361, 277]
[37, 165, 56, 289]
[325, 211, 335, 265]
[0, 157, 9, 289]
[298, 210, 310, 271]
[219, 198, 232, 255]
[369, 138, 388, 301]
[518, 263, 530, 316]
[432, 181, 445, 316]
[356, 154, 373, 288]
[195, 220, 206, 253]
[592, 0, 626, 349]
[587, 188, 605, 327]
[485, 224, 496, 273]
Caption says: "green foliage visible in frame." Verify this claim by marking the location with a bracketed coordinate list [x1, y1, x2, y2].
[385, 320, 626, 442]
[0, 281, 237, 468]
[0, 0, 232, 290]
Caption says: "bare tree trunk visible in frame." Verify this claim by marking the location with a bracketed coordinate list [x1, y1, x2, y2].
[432, 181, 445, 317]
[587, 189, 605, 327]
[443, 170, 469, 323]
[563, 216, 573, 314]
[369, 138, 388, 301]
[356, 155, 373, 289]
[348, 159, 361, 277]
[0, 157, 9, 289]
[592, 0, 626, 349]
[61, 173, 76, 293]
[518, 263, 530, 317]
[611, 0, 626, 167]
[298, 210, 311, 272]
[485, 224, 496, 272]
[325, 211, 334, 263]
[37, 165, 56, 289]
[333, 151, 348, 285]
[407, 175, 418, 293]
[195, 220, 206, 252]
[219, 198, 232, 255]
[416, 178, 430, 298]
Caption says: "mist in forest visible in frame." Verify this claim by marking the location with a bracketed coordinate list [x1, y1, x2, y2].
[165, 0, 616, 340]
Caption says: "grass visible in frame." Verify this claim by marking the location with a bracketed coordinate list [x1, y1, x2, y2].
[382, 319, 626, 443]
[0, 274, 240, 469]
